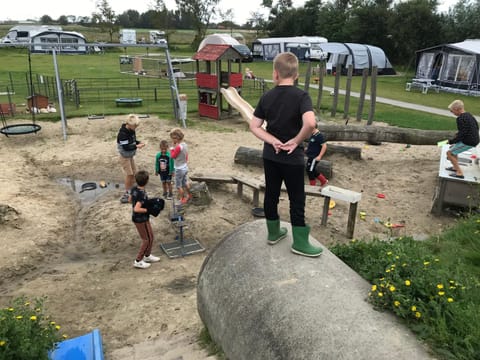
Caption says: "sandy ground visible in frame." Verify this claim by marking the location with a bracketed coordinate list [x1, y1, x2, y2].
[0, 114, 456, 358]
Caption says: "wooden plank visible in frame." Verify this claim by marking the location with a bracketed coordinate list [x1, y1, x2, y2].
[190, 173, 236, 184]
[232, 176, 263, 190]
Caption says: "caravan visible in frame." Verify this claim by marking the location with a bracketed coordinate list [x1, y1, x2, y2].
[252, 36, 328, 61]
[120, 29, 136, 45]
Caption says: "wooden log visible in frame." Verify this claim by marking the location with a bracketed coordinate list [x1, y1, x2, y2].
[234, 146, 334, 178]
[320, 124, 455, 145]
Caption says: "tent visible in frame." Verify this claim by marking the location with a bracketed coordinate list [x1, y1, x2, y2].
[317, 42, 395, 75]
[415, 39, 480, 94]
[198, 34, 240, 50]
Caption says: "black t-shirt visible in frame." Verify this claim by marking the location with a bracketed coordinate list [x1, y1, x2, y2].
[305, 131, 325, 159]
[253, 85, 313, 165]
[130, 186, 150, 223]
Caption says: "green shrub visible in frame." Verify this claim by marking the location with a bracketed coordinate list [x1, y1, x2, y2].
[0, 296, 65, 360]
[331, 229, 480, 360]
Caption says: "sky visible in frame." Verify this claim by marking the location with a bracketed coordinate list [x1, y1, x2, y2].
[1, 0, 458, 25]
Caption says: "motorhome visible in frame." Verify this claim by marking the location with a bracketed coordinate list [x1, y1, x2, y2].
[149, 30, 167, 45]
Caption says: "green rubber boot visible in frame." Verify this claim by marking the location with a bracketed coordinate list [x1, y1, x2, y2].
[291, 225, 323, 257]
[266, 219, 288, 245]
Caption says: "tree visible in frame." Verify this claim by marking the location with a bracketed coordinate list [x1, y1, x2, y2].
[175, 0, 220, 49]
[40, 15, 53, 24]
[92, 0, 118, 43]
[117, 10, 141, 28]
[57, 15, 69, 25]
[388, 0, 443, 65]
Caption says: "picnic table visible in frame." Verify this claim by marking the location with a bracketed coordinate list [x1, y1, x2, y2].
[405, 78, 439, 94]
[115, 98, 143, 106]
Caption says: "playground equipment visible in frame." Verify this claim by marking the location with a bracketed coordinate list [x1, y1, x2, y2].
[160, 197, 205, 259]
[220, 86, 254, 123]
[0, 42, 187, 137]
[192, 44, 244, 120]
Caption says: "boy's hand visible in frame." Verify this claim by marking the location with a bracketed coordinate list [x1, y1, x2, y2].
[280, 140, 298, 154]
[272, 140, 283, 154]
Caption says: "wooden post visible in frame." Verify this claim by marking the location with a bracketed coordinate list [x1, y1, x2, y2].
[304, 61, 312, 92]
[321, 196, 330, 226]
[331, 63, 342, 117]
[367, 66, 378, 125]
[346, 202, 358, 238]
[316, 61, 325, 112]
[343, 65, 353, 121]
[356, 68, 368, 122]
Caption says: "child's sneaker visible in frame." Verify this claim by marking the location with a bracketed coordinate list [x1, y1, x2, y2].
[133, 259, 151, 269]
[163, 192, 168, 198]
[143, 254, 160, 263]
[120, 192, 130, 204]
[167, 193, 173, 200]
[180, 197, 188, 204]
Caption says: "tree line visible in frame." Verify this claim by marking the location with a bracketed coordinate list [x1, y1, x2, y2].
[36, 0, 480, 65]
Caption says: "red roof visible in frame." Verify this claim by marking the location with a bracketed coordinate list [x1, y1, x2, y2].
[192, 44, 241, 61]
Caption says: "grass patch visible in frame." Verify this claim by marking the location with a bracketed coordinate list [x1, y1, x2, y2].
[330, 214, 480, 360]
[198, 327, 225, 358]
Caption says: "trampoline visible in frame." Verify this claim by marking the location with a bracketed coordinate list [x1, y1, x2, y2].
[0, 123, 42, 136]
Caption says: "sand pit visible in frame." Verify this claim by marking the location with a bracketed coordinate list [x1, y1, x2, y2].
[0, 115, 455, 357]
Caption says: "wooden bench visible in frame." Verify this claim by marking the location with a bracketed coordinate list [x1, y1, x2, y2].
[232, 176, 263, 208]
[115, 98, 143, 107]
[190, 173, 361, 238]
[319, 185, 362, 238]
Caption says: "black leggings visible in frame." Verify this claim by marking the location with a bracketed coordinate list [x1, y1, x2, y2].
[263, 158, 306, 227]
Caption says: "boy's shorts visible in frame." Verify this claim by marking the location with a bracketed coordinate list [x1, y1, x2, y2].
[449, 141, 473, 156]
[119, 155, 136, 176]
[175, 168, 188, 188]
[159, 173, 172, 183]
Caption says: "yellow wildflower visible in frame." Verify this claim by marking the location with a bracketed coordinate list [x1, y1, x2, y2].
[394, 301, 400, 307]
[378, 292, 383, 297]
[411, 305, 417, 312]
[389, 285, 396, 292]
[7, 308, 13, 312]
[55, 325, 61, 331]
[437, 284, 444, 289]
[415, 312, 422, 318]
[24, 302, 30, 306]
[387, 251, 393, 255]
[0, 340, 5, 346]
[438, 291, 445, 296]
[423, 261, 430, 266]
[405, 280, 411, 286]
[447, 298, 454, 303]
[62, 334, 69, 339]
[30, 315, 37, 321]
[371, 285, 377, 291]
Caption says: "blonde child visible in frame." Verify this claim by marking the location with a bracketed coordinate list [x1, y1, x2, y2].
[169, 128, 192, 204]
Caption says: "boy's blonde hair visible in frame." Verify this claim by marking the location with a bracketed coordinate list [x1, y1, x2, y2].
[448, 99, 464, 111]
[273, 52, 298, 80]
[170, 127, 184, 140]
[126, 114, 140, 126]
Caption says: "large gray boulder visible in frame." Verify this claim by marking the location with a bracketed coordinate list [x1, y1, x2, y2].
[197, 220, 435, 360]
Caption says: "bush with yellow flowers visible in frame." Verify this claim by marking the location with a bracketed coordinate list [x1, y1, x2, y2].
[0, 296, 64, 360]
[331, 232, 480, 360]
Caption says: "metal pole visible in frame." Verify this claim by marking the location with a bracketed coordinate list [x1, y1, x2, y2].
[52, 48, 68, 141]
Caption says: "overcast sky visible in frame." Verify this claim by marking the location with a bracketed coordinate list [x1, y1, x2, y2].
[1, 0, 458, 25]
